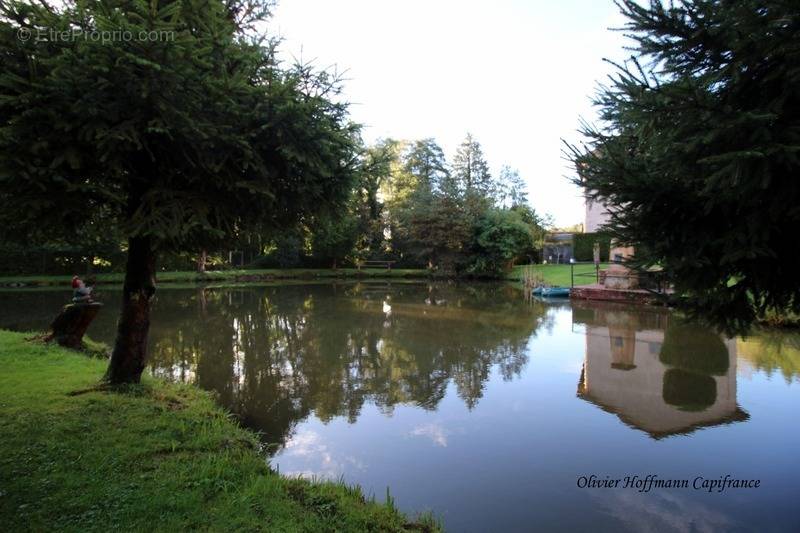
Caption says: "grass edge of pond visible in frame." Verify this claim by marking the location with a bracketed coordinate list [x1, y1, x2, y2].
[0, 330, 441, 532]
[0, 268, 431, 287]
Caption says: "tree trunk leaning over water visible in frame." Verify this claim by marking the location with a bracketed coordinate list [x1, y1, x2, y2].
[105, 236, 156, 384]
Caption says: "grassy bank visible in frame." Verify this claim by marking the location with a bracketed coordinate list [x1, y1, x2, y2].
[507, 263, 608, 286]
[0, 268, 429, 287]
[0, 331, 438, 532]
[1, 264, 602, 288]
[2, 263, 606, 289]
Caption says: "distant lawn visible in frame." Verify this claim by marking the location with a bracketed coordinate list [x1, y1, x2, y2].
[507, 263, 608, 287]
[2, 264, 608, 289]
[0, 268, 429, 287]
[0, 330, 438, 532]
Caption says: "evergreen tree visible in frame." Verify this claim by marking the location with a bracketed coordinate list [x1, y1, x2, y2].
[0, 0, 358, 382]
[497, 165, 528, 207]
[403, 138, 450, 194]
[567, 0, 800, 328]
[405, 193, 473, 272]
[451, 133, 493, 198]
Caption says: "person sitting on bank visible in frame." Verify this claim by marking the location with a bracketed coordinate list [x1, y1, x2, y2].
[71, 276, 93, 303]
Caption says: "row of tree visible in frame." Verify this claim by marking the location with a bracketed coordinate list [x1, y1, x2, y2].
[0, 134, 550, 279]
[0, 0, 547, 382]
[272, 134, 550, 277]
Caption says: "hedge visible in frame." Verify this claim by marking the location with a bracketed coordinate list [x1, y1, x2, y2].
[573, 233, 611, 262]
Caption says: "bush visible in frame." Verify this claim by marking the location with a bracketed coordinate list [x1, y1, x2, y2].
[468, 209, 533, 277]
[573, 233, 611, 262]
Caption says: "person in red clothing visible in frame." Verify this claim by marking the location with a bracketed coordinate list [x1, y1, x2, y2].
[71, 276, 93, 302]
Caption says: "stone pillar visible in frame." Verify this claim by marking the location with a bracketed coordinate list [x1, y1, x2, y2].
[605, 240, 637, 289]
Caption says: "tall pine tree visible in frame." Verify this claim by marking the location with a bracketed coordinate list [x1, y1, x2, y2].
[451, 133, 493, 198]
[568, 0, 800, 329]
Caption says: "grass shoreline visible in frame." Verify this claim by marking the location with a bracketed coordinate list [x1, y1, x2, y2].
[0, 268, 431, 287]
[0, 263, 601, 288]
[0, 330, 439, 532]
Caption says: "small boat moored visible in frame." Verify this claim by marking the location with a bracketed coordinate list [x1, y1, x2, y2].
[531, 286, 571, 298]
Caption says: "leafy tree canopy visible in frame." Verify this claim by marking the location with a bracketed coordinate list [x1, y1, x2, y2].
[0, 0, 358, 252]
[0, 0, 360, 382]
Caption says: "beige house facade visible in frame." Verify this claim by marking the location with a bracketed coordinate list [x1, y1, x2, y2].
[584, 195, 638, 288]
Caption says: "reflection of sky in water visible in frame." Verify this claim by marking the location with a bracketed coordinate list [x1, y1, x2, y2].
[593, 490, 735, 533]
[281, 428, 367, 480]
[409, 422, 449, 447]
[0, 284, 799, 532]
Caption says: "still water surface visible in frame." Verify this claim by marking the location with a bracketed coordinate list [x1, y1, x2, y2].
[2, 282, 799, 532]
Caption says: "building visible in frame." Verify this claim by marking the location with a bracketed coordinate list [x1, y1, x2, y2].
[584, 195, 639, 289]
[542, 232, 574, 263]
[584, 197, 610, 233]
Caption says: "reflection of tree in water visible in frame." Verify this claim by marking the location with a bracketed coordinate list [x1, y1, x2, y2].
[659, 323, 730, 411]
[146, 283, 546, 451]
[737, 332, 800, 384]
[662, 369, 717, 412]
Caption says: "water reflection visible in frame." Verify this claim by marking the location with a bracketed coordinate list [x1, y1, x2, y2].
[145, 282, 548, 451]
[737, 332, 800, 384]
[2, 284, 800, 531]
[573, 301, 748, 438]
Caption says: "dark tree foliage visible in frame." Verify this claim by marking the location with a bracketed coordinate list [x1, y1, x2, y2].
[451, 133, 493, 198]
[309, 210, 359, 269]
[567, 0, 800, 329]
[0, 0, 359, 382]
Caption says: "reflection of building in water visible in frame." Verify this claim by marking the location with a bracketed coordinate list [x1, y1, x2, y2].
[573, 302, 748, 438]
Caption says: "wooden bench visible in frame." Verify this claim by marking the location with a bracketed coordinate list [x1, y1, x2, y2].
[356, 260, 396, 271]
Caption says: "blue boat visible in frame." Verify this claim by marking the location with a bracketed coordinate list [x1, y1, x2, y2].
[531, 286, 571, 298]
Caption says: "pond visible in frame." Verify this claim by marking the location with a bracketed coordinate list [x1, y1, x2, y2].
[2, 281, 799, 532]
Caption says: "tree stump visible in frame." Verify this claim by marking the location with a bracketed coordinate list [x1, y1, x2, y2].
[44, 302, 103, 349]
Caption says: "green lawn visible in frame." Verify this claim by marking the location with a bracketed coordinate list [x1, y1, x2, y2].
[0, 268, 429, 287]
[0, 331, 438, 532]
[507, 263, 608, 287]
[2, 264, 608, 289]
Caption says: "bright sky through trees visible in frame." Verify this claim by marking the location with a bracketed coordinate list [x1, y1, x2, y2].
[272, 0, 628, 227]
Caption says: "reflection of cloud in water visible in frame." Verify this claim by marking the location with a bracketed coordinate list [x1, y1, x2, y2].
[281, 429, 366, 479]
[284, 429, 321, 457]
[410, 423, 448, 447]
[594, 491, 733, 533]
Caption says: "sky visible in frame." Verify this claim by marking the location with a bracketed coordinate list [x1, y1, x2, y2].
[271, 0, 631, 227]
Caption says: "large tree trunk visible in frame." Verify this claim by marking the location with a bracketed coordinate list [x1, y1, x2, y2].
[197, 249, 207, 273]
[105, 236, 156, 384]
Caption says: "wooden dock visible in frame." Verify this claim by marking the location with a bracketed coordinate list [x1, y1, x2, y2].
[570, 283, 669, 305]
